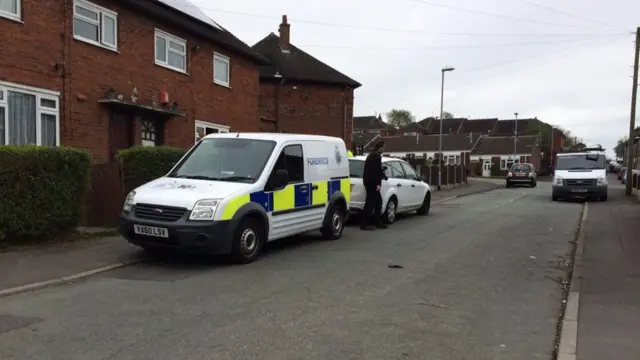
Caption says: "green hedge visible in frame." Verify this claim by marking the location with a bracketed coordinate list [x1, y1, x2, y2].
[116, 146, 187, 193]
[0, 146, 92, 242]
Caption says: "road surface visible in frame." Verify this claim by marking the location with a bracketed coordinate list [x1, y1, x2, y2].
[0, 183, 582, 360]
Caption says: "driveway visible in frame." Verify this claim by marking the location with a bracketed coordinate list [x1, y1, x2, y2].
[0, 183, 581, 360]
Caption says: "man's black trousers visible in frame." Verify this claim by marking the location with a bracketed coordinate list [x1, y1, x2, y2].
[361, 189, 383, 227]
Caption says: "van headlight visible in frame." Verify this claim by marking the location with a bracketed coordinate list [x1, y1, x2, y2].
[189, 199, 220, 220]
[597, 176, 607, 186]
[123, 191, 136, 212]
[553, 177, 563, 186]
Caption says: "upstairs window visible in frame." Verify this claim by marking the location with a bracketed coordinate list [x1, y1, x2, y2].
[155, 29, 187, 73]
[213, 53, 230, 87]
[73, 0, 118, 50]
[0, 0, 20, 21]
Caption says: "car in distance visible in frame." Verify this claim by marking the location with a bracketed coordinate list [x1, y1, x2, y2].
[506, 163, 537, 188]
[348, 156, 431, 224]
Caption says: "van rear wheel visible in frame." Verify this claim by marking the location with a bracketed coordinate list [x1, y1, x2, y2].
[321, 204, 345, 240]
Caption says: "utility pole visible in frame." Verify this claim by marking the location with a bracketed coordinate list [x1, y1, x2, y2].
[626, 27, 639, 196]
[513, 112, 518, 161]
[438, 66, 455, 191]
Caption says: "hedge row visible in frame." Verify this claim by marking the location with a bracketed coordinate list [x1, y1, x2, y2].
[0, 146, 92, 243]
[116, 146, 187, 193]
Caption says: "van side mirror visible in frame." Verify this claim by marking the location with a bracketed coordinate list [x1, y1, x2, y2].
[269, 169, 289, 190]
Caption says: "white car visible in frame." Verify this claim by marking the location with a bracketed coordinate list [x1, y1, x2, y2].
[348, 156, 431, 223]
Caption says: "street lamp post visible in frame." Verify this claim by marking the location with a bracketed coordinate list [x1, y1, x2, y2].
[513, 112, 518, 162]
[438, 66, 455, 191]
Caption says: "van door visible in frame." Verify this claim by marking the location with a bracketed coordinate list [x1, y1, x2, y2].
[265, 143, 317, 239]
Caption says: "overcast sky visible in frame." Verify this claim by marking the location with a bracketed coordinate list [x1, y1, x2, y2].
[183, 0, 637, 156]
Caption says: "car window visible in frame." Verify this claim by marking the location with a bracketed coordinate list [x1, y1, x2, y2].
[349, 159, 365, 178]
[510, 164, 532, 172]
[386, 161, 404, 178]
[271, 144, 304, 183]
[399, 161, 419, 180]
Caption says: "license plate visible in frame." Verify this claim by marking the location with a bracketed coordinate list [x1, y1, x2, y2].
[517, 173, 525, 176]
[571, 189, 588, 193]
[134, 224, 168, 238]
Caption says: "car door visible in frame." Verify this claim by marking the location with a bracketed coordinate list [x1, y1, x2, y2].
[399, 161, 424, 209]
[386, 160, 411, 212]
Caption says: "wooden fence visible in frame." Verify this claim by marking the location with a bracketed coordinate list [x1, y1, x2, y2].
[82, 163, 125, 227]
[406, 160, 468, 187]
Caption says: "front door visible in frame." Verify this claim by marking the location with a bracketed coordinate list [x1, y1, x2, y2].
[482, 160, 491, 177]
[108, 113, 134, 162]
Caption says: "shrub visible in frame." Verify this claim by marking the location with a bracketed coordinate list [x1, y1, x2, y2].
[0, 146, 92, 243]
[117, 146, 187, 193]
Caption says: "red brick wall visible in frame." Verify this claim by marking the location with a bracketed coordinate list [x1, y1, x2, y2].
[259, 81, 354, 149]
[1, 0, 260, 163]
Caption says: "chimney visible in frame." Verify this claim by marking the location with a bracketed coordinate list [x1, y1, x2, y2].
[278, 15, 290, 52]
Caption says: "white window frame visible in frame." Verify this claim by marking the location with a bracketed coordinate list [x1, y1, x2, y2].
[501, 158, 520, 170]
[0, 0, 21, 22]
[0, 81, 61, 146]
[72, 0, 118, 51]
[213, 52, 230, 87]
[155, 29, 187, 73]
[195, 120, 229, 143]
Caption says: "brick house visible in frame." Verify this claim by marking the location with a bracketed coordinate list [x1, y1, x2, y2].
[471, 135, 541, 177]
[1, 0, 267, 163]
[252, 15, 361, 149]
[366, 134, 477, 166]
[352, 115, 396, 136]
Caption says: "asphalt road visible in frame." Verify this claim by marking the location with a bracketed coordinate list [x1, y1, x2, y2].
[0, 183, 582, 360]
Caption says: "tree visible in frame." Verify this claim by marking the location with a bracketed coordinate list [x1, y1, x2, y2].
[442, 111, 454, 119]
[615, 137, 628, 159]
[386, 109, 415, 128]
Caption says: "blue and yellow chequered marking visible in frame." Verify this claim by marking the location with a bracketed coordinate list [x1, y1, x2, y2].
[219, 177, 350, 220]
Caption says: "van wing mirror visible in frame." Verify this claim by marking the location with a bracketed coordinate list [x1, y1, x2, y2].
[271, 169, 289, 189]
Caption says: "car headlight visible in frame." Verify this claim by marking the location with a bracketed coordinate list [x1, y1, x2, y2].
[123, 191, 136, 212]
[189, 199, 220, 220]
[507, 172, 512, 177]
[529, 173, 534, 177]
[553, 177, 563, 186]
[597, 176, 607, 186]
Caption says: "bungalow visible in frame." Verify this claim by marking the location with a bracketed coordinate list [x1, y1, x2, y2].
[367, 134, 478, 166]
[353, 114, 396, 136]
[471, 135, 541, 177]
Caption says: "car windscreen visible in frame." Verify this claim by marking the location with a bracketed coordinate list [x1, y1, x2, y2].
[510, 164, 531, 172]
[555, 154, 606, 170]
[168, 138, 276, 182]
[349, 159, 365, 178]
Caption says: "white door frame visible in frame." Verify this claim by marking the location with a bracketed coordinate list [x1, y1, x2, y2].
[482, 160, 491, 177]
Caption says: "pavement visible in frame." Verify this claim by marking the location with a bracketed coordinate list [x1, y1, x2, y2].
[0, 179, 580, 360]
[575, 183, 640, 359]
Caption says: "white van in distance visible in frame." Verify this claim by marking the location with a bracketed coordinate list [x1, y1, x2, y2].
[552, 147, 608, 201]
[119, 133, 351, 263]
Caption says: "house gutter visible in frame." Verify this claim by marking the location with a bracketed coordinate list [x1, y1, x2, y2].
[274, 77, 285, 132]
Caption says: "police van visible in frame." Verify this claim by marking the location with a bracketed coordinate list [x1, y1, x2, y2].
[119, 133, 351, 263]
[552, 147, 608, 201]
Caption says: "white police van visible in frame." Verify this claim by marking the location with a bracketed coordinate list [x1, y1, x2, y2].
[552, 147, 608, 201]
[119, 133, 351, 263]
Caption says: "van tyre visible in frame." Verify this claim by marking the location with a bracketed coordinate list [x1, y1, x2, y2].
[231, 218, 265, 264]
[383, 197, 397, 224]
[321, 204, 345, 240]
[417, 192, 431, 216]
[600, 194, 608, 201]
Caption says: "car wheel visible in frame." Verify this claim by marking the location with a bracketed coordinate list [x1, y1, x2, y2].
[383, 197, 397, 224]
[600, 194, 608, 201]
[320, 203, 345, 240]
[416, 192, 430, 216]
[231, 217, 265, 264]
[552, 195, 559, 201]
[531, 181, 537, 187]
[506, 182, 511, 188]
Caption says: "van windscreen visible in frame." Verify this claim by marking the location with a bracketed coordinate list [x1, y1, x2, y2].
[556, 154, 605, 170]
[168, 138, 276, 183]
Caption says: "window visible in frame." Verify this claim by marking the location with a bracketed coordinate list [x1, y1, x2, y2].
[155, 29, 187, 73]
[141, 120, 156, 147]
[348, 159, 365, 178]
[213, 53, 230, 87]
[399, 161, 419, 180]
[501, 158, 519, 170]
[0, 82, 59, 146]
[73, 0, 118, 50]
[272, 145, 304, 183]
[385, 161, 404, 178]
[0, 0, 19, 21]
[195, 120, 229, 143]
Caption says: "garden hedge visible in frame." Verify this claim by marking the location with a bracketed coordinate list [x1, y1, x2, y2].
[0, 146, 92, 243]
[116, 146, 187, 193]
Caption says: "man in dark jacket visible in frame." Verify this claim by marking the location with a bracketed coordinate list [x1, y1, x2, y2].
[361, 141, 388, 231]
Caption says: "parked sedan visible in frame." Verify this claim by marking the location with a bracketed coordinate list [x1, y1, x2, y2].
[506, 163, 537, 188]
[348, 156, 431, 224]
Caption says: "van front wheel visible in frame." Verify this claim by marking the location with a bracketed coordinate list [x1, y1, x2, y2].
[231, 218, 265, 264]
[321, 204, 345, 240]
